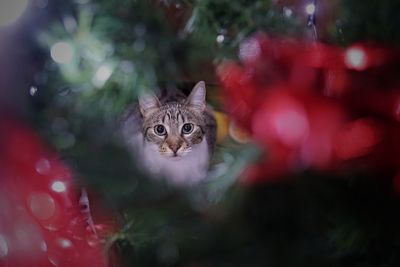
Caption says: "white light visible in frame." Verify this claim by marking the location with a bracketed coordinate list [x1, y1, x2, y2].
[216, 34, 225, 44]
[50, 42, 73, 64]
[344, 47, 367, 70]
[29, 86, 38, 96]
[0, 0, 29, 27]
[274, 109, 309, 146]
[305, 3, 316, 15]
[51, 181, 66, 193]
[92, 64, 113, 87]
[58, 238, 72, 248]
[283, 7, 293, 17]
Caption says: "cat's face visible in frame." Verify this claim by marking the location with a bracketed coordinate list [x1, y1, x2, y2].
[139, 82, 207, 159]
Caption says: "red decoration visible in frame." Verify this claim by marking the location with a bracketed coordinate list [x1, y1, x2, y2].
[218, 33, 400, 184]
[0, 119, 117, 267]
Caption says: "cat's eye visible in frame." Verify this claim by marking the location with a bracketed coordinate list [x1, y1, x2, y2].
[154, 125, 167, 136]
[182, 123, 194, 134]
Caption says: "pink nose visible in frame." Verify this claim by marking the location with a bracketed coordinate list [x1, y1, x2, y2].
[169, 144, 180, 153]
[166, 137, 183, 155]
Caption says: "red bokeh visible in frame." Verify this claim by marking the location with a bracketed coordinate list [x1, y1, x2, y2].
[218, 33, 400, 185]
[0, 119, 117, 267]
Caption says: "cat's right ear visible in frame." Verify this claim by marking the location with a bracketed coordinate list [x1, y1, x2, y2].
[186, 81, 206, 111]
[139, 92, 160, 117]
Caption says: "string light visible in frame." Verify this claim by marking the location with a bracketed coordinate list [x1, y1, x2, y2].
[29, 86, 38, 96]
[305, 3, 316, 15]
[0, 0, 29, 27]
[306, 0, 318, 41]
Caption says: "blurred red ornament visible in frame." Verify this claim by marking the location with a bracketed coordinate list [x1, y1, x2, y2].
[217, 33, 400, 184]
[344, 44, 393, 70]
[299, 98, 346, 169]
[347, 89, 400, 122]
[0, 119, 117, 267]
[301, 43, 343, 69]
[252, 89, 310, 148]
[217, 62, 258, 129]
[334, 118, 383, 160]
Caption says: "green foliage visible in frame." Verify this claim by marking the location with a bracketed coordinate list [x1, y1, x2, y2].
[30, 0, 400, 266]
[186, 0, 300, 58]
[34, 0, 203, 165]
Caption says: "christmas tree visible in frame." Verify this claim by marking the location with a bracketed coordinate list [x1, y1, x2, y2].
[1, 0, 400, 266]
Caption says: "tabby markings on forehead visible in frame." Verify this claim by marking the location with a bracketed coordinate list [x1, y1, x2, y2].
[162, 113, 171, 124]
[162, 109, 186, 124]
[143, 102, 206, 129]
[177, 110, 184, 123]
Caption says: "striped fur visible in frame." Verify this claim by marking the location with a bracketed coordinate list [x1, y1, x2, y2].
[121, 82, 216, 186]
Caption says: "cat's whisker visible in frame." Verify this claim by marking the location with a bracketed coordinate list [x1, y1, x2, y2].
[183, 149, 192, 155]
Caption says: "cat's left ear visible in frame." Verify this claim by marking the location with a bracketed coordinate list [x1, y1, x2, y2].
[186, 81, 206, 111]
[139, 92, 160, 117]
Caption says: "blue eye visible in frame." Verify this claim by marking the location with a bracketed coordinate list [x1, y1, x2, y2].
[154, 125, 166, 135]
[182, 123, 194, 134]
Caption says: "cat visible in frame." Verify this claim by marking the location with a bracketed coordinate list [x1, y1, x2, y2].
[121, 81, 217, 187]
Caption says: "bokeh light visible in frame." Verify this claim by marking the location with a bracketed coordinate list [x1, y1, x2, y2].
[50, 42, 74, 64]
[0, 0, 29, 27]
[344, 46, 368, 70]
[51, 181, 66, 193]
[305, 3, 316, 15]
[283, 7, 293, 17]
[28, 193, 56, 221]
[92, 64, 113, 87]
[273, 109, 309, 146]
[216, 34, 225, 44]
[252, 92, 310, 147]
[57, 238, 73, 249]
[29, 86, 38, 96]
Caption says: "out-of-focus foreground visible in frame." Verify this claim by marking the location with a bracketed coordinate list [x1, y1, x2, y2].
[1, 0, 400, 266]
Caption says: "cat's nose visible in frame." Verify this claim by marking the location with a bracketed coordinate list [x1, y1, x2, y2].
[169, 144, 180, 154]
[166, 138, 183, 155]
